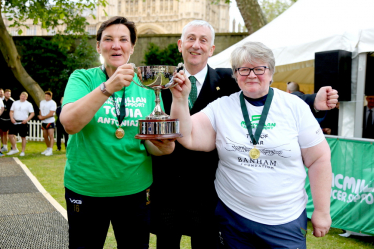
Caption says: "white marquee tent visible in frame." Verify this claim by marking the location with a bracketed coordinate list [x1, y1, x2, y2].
[209, 0, 374, 138]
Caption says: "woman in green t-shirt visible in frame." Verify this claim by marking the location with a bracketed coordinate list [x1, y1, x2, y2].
[60, 16, 175, 248]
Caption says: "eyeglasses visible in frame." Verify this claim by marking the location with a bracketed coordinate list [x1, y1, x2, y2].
[236, 66, 269, 76]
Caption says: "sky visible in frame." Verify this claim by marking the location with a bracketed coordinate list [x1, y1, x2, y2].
[229, 0, 245, 32]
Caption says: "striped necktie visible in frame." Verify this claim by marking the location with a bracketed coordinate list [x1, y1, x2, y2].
[189, 76, 197, 109]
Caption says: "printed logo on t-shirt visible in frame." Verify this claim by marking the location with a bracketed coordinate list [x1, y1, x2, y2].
[240, 115, 276, 130]
[96, 96, 147, 127]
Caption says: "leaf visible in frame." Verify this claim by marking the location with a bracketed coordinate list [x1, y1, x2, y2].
[18, 29, 23, 35]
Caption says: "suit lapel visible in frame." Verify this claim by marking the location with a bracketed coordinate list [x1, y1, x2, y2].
[190, 65, 221, 114]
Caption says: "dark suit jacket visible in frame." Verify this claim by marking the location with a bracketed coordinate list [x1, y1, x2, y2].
[151, 66, 240, 235]
[363, 106, 374, 139]
[291, 91, 326, 121]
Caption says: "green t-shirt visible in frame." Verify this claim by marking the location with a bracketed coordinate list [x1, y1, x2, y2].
[63, 67, 160, 197]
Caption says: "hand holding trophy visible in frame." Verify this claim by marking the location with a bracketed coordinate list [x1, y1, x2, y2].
[130, 63, 184, 140]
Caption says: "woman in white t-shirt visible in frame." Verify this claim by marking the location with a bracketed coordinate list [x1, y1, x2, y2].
[170, 41, 334, 248]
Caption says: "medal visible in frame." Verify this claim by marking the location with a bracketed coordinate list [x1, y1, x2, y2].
[249, 146, 260, 159]
[240, 88, 274, 160]
[101, 65, 127, 140]
[115, 128, 125, 139]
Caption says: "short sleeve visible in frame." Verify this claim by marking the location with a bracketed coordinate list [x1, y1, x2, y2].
[201, 100, 218, 132]
[62, 69, 96, 107]
[298, 104, 325, 148]
[28, 103, 34, 113]
[51, 101, 57, 111]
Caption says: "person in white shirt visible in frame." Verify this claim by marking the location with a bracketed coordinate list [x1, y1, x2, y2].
[38, 91, 57, 156]
[0, 98, 4, 116]
[8, 92, 35, 156]
[170, 41, 333, 248]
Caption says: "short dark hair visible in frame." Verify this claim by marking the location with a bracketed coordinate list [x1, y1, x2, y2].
[96, 16, 137, 46]
[5, 89, 11, 93]
[45, 91, 53, 97]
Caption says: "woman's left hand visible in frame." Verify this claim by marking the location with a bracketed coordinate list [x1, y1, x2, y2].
[145, 139, 176, 156]
[311, 209, 331, 237]
[170, 70, 191, 101]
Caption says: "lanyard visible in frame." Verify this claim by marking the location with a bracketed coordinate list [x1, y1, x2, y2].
[101, 65, 126, 125]
[240, 88, 274, 146]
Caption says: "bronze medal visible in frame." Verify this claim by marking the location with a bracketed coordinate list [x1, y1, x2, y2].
[115, 128, 125, 139]
[249, 147, 260, 159]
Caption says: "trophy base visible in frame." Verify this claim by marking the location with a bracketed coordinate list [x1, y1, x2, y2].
[135, 119, 182, 140]
[135, 133, 183, 140]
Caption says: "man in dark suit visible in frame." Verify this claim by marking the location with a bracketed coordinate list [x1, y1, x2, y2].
[151, 20, 240, 249]
[363, 95, 374, 139]
[287, 81, 339, 122]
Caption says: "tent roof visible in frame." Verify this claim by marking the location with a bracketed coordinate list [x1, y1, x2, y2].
[209, 0, 374, 84]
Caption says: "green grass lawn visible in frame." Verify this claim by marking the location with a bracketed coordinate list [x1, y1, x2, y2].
[3, 141, 374, 248]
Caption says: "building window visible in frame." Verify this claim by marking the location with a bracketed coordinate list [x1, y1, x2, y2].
[48, 29, 56, 35]
[26, 25, 37, 35]
[10, 28, 19, 36]
[87, 25, 96, 35]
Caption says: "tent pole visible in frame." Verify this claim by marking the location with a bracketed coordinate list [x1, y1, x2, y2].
[354, 53, 367, 138]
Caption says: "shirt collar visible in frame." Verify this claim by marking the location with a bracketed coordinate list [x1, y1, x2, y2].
[185, 65, 208, 86]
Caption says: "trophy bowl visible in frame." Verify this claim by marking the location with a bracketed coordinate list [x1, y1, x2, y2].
[130, 64, 183, 140]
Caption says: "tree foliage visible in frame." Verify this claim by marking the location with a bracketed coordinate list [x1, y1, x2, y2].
[2, 0, 106, 48]
[259, 0, 296, 22]
[0, 0, 106, 106]
[14, 36, 100, 100]
[143, 43, 183, 66]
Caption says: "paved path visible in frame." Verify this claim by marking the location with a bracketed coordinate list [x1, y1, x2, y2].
[0, 157, 68, 248]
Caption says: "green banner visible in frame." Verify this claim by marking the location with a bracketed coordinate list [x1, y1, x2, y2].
[305, 137, 374, 235]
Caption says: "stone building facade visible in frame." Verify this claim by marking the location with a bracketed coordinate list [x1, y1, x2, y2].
[4, 0, 230, 36]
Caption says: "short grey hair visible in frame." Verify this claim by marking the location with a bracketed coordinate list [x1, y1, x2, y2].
[287, 81, 299, 93]
[180, 20, 215, 46]
[230, 41, 275, 81]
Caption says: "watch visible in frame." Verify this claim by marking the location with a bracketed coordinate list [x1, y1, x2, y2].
[100, 82, 112, 97]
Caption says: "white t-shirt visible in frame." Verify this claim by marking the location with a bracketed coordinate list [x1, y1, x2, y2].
[40, 99, 57, 123]
[202, 88, 325, 225]
[10, 100, 34, 121]
[0, 98, 3, 108]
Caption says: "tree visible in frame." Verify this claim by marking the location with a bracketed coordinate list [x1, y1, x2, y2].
[234, 0, 297, 34]
[235, 0, 268, 34]
[0, 0, 106, 106]
[143, 43, 183, 66]
[259, 0, 295, 22]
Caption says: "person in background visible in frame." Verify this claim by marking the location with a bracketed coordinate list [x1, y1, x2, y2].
[56, 96, 69, 151]
[38, 91, 57, 156]
[60, 16, 175, 248]
[7, 92, 35, 156]
[0, 89, 14, 154]
[0, 97, 4, 157]
[320, 102, 340, 135]
[171, 41, 332, 248]
[363, 95, 374, 139]
[287, 81, 338, 122]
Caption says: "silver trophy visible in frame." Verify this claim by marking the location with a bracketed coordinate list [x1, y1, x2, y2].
[131, 63, 184, 140]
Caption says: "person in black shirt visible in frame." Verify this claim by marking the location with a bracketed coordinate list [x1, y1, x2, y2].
[56, 97, 69, 151]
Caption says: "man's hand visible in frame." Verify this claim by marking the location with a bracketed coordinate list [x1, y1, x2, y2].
[10, 118, 16, 124]
[311, 210, 331, 237]
[145, 139, 176, 156]
[38, 115, 43, 120]
[21, 120, 28, 124]
[314, 86, 339, 111]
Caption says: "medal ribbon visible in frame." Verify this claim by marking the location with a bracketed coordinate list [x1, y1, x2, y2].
[101, 65, 127, 125]
[240, 87, 274, 146]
